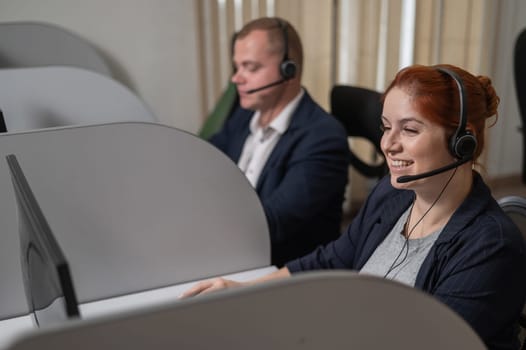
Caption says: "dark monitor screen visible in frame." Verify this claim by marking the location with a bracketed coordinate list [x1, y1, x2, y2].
[6, 154, 80, 327]
[0, 109, 7, 133]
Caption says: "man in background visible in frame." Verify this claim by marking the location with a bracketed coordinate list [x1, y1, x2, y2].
[209, 17, 350, 267]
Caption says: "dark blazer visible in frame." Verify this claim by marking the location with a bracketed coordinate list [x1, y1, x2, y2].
[287, 173, 526, 350]
[210, 91, 350, 267]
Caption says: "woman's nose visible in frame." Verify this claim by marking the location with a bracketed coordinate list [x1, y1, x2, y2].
[381, 131, 400, 154]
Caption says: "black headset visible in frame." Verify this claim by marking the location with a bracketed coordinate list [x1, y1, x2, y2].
[435, 67, 477, 160]
[276, 18, 297, 80]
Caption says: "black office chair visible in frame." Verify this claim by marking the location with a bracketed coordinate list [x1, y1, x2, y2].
[497, 195, 526, 349]
[514, 28, 526, 185]
[330, 85, 387, 179]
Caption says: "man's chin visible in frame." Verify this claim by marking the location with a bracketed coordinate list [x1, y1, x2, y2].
[239, 101, 257, 111]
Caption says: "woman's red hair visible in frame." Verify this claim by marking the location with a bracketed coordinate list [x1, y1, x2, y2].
[383, 64, 499, 160]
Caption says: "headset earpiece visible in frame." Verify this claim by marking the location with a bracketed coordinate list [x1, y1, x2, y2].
[280, 60, 297, 80]
[277, 19, 297, 80]
[450, 130, 477, 159]
[436, 67, 477, 160]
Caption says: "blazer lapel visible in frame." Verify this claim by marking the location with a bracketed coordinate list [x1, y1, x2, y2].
[230, 109, 253, 162]
[255, 92, 314, 191]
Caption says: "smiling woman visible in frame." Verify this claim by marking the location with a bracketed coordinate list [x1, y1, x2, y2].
[184, 63, 526, 350]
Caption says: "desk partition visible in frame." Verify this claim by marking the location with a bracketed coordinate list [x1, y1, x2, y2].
[0, 122, 269, 320]
[6, 271, 485, 350]
[0, 22, 112, 77]
[0, 124, 487, 350]
[0, 67, 156, 132]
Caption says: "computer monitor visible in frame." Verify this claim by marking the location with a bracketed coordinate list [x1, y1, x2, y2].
[6, 154, 80, 327]
[0, 109, 7, 133]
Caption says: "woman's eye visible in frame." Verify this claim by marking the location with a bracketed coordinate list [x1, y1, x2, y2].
[380, 125, 391, 133]
[403, 128, 418, 134]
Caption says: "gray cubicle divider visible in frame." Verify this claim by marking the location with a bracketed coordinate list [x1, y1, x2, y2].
[0, 122, 269, 319]
[5, 271, 485, 350]
[0, 66, 156, 132]
[0, 22, 112, 77]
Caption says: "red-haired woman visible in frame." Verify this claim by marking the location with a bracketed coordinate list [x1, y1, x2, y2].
[183, 64, 526, 350]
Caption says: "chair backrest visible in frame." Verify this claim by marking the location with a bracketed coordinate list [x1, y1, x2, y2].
[330, 85, 387, 179]
[515, 29, 526, 124]
[498, 195, 526, 239]
[514, 28, 526, 184]
[497, 195, 526, 347]
[198, 82, 239, 140]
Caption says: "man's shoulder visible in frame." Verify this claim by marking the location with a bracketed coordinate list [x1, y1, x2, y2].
[293, 93, 347, 134]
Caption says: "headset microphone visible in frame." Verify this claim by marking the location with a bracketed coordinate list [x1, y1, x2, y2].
[396, 155, 472, 183]
[246, 79, 287, 94]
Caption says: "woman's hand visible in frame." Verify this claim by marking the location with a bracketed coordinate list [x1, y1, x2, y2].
[179, 267, 291, 299]
[179, 277, 242, 299]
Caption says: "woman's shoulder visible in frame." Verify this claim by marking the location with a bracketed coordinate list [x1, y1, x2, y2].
[448, 190, 524, 255]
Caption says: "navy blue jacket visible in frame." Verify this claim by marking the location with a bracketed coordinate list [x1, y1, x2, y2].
[210, 91, 350, 267]
[287, 173, 526, 349]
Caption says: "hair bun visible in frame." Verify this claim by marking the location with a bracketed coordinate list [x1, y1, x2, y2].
[477, 75, 500, 119]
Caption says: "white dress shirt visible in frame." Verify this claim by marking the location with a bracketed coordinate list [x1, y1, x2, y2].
[237, 89, 305, 187]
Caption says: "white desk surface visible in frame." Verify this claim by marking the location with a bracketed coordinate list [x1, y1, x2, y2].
[0, 266, 276, 349]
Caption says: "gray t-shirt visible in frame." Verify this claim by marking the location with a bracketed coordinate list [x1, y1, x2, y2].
[360, 205, 443, 287]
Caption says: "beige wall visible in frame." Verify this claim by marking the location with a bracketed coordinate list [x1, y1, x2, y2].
[197, 0, 335, 113]
[194, 0, 514, 203]
[0, 0, 203, 133]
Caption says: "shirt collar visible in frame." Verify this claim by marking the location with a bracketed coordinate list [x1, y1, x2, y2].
[249, 88, 305, 135]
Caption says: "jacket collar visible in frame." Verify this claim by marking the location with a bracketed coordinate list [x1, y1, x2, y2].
[381, 172, 492, 245]
[255, 90, 317, 191]
[435, 171, 492, 244]
[356, 172, 491, 269]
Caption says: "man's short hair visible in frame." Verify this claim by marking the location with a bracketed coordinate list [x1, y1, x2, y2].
[233, 17, 303, 76]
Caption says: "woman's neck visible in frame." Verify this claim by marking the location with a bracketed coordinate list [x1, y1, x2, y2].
[406, 167, 473, 239]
